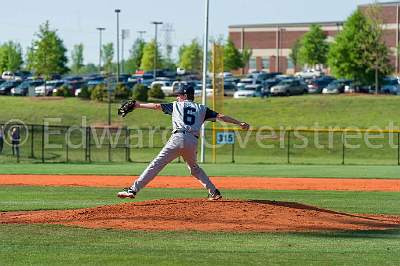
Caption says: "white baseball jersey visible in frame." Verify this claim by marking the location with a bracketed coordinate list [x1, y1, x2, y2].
[161, 100, 218, 137]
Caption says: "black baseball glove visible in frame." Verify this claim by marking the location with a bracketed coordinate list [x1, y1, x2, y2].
[118, 99, 137, 117]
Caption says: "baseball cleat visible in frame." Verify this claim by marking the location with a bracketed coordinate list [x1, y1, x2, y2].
[117, 188, 136, 199]
[208, 189, 222, 201]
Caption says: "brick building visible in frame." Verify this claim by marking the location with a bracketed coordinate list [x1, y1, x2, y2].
[228, 1, 400, 74]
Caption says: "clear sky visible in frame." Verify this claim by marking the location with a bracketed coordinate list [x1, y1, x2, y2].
[0, 0, 379, 65]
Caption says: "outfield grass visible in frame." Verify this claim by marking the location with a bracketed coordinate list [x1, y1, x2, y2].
[2, 95, 400, 165]
[2, 94, 400, 128]
[0, 163, 400, 179]
[0, 186, 399, 265]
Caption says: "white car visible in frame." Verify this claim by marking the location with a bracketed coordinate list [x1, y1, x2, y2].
[295, 69, 324, 79]
[151, 80, 173, 95]
[233, 85, 263, 98]
[2, 71, 15, 80]
[35, 80, 65, 96]
[194, 88, 213, 97]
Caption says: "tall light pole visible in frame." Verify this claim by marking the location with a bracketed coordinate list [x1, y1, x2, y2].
[137, 30, 146, 40]
[96, 27, 105, 73]
[115, 9, 121, 82]
[151, 21, 163, 79]
[121, 29, 130, 74]
[200, 0, 209, 163]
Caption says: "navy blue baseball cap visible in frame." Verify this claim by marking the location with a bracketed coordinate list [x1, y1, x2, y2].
[175, 83, 194, 96]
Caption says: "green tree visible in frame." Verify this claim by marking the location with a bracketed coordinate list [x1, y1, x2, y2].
[298, 24, 329, 67]
[140, 40, 162, 72]
[124, 38, 145, 73]
[289, 39, 302, 70]
[28, 21, 69, 79]
[361, 5, 393, 93]
[178, 39, 202, 73]
[70, 43, 84, 74]
[241, 47, 252, 70]
[79, 63, 98, 75]
[328, 9, 392, 86]
[102, 43, 114, 74]
[0, 41, 23, 73]
[223, 39, 243, 71]
[132, 84, 149, 102]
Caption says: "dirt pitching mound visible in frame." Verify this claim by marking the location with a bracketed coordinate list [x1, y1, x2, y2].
[1, 199, 399, 232]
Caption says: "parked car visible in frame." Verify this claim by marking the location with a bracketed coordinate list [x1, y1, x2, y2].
[2, 71, 15, 80]
[345, 82, 373, 94]
[381, 77, 400, 94]
[223, 81, 237, 96]
[236, 78, 264, 91]
[322, 79, 352, 94]
[151, 80, 173, 95]
[11, 79, 44, 96]
[35, 80, 65, 96]
[14, 71, 32, 81]
[264, 78, 282, 90]
[0, 80, 22, 95]
[307, 77, 336, 94]
[295, 69, 324, 79]
[0, 79, 5, 86]
[233, 84, 263, 98]
[270, 79, 308, 96]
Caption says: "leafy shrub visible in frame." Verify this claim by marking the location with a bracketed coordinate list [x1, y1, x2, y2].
[77, 86, 91, 99]
[132, 84, 149, 102]
[114, 83, 131, 100]
[90, 84, 108, 101]
[54, 85, 73, 97]
[148, 84, 165, 99]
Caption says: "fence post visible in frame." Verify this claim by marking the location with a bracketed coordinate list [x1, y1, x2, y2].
[84, 127, 88, 162]
[65, 127, 69, 163]
[232, 142, 235, 163]
[30, 125, 34, 158]
[88, 127, 91, 163]
[41, 124, 45, 163]
[16, 142, 20, 163]
[398, 132, 399, 166]
[125, 127, 130, 162]
[287, 130, 291, 164]
[342, 132, 345, 165]
[108, 128, 111, 162]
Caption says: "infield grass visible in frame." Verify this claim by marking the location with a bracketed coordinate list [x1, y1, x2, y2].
[1, 163, 400, 179]
[0, 224, 399, 266]
[0, 186, 399, 265]
[1, 186, 399, 214]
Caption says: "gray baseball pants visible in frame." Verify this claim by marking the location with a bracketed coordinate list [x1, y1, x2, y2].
[131, 132, 217, 193]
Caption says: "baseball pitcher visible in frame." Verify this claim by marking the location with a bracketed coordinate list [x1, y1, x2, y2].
[117, 84, 250, 200]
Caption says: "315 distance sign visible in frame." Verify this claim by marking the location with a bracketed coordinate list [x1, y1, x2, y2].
[216, 132, 235, 145]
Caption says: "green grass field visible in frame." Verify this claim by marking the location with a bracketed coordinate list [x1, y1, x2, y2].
[1, 163, 400, 179]
[0, 186, 399, 265]
[1, 95, 400, 265]
[2, 94, 400, 128]
[2, 95, 400, 165]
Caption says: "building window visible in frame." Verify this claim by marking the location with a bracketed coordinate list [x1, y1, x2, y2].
[249, 57, 256, 70]
[287, 58, 295, 69]
[262, 57, 269, 70]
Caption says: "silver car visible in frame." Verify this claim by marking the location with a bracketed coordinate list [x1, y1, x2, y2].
[270, 79, 308, 96]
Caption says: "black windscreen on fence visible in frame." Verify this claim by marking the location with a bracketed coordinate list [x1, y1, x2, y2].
[0, 124, 399, 165]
